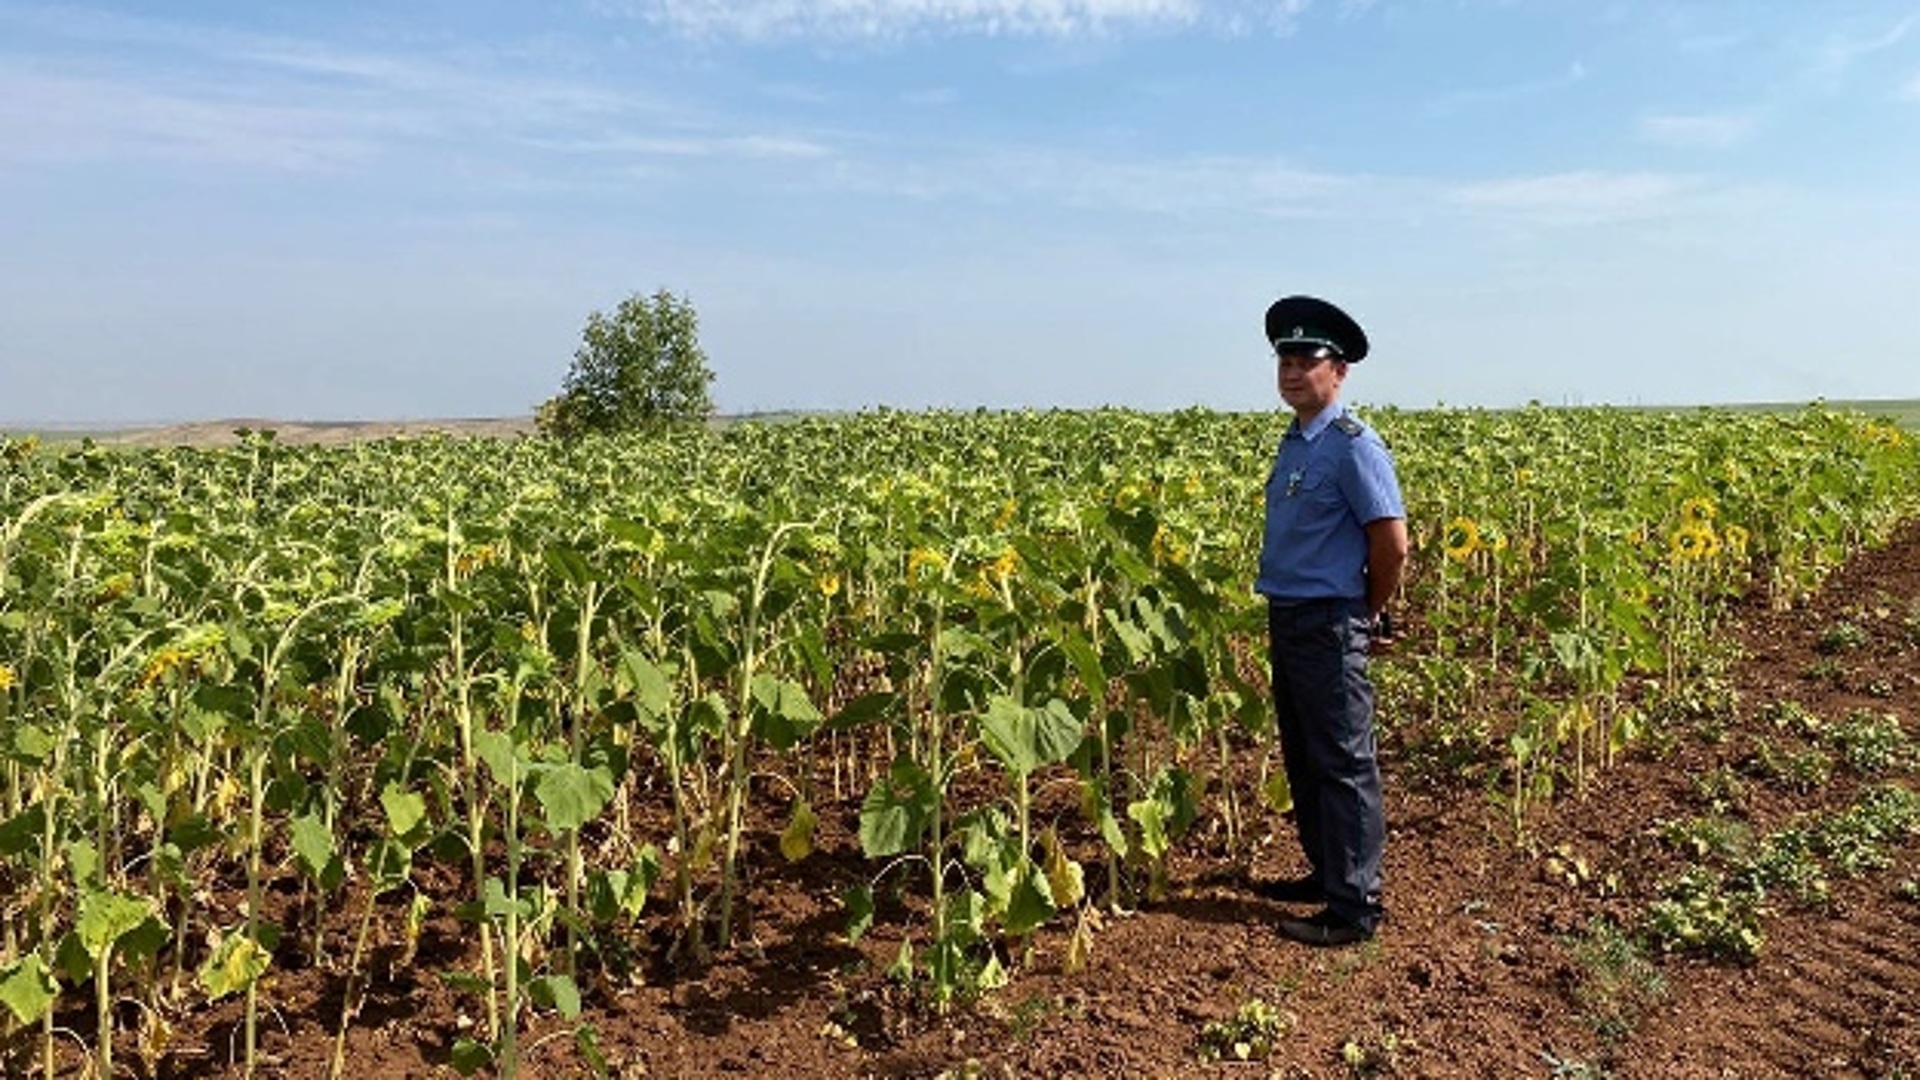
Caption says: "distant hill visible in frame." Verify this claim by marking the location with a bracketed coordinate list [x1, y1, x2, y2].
[13, 417, 539, 447]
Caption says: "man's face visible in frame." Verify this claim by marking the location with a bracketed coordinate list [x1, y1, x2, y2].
[1276, 347, 1347, 414]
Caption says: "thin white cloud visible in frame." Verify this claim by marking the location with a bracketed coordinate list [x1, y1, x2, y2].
[811, 139, 1367, 222]
[0, 11, 816, 178]
[1059, 154, 1351, 217]
[1904, 72, 1920, 101]
[1239, 0, 1311, 39]
[522, 132, 832, 159]
[1815, 11, 1918, 75]
[598, 0, 1209, 40]
[0, 70, 387, 169]
[1638, 112, 1755, 149]
[1447, 171, 1700, 224]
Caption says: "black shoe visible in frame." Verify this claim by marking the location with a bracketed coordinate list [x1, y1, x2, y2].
[1255, 875, 1326, 905]
[1277, 908, 1375, 948]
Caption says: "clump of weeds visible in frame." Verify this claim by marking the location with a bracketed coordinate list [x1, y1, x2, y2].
[1748, 736, 1834, 793]
[1197, 995, 1293, 1063]
[1340, 1029, 1414, 1076]
[1817, 619, 1870, 654]
[1565, 918, 1668, 1042]
[1829, 709, 1911, 774]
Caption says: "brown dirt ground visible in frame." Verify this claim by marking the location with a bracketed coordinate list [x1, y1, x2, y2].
[13, 459, 1920, 1079]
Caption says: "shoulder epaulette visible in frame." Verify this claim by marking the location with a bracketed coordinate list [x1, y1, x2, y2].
[1332, 415, 1364, 437]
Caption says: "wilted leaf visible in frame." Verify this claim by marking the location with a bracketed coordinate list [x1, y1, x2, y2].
[1261, 771, 1294, 815]
[197, 932, 270, 1000]
[1003, 863, 1056, 937]
[888, 938, 914, 983]
[780, 797, 818, 862]
[1042, 828, 1085, 909]
[975, 951, 1009, 992]
[1128, 799, 1169, 861]
[688, 823, 718, 874]
[1065, 911, 1094, 975]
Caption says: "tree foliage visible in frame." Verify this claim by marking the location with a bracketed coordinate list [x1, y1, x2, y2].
[539, 289, 715, 437]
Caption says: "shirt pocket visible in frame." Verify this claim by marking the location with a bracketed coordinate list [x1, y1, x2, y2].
[1295, 462, 1340, 504]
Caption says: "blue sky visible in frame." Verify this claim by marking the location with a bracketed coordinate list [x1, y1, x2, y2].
[4, 1, 1920, 423]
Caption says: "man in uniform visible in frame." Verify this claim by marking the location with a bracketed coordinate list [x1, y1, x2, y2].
[1255, 294, 1408, 947]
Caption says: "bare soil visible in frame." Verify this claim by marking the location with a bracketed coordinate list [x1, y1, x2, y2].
[12, 431, 1919, 1079]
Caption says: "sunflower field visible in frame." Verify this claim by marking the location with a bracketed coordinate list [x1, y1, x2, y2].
[1, 405, 1915, 1076]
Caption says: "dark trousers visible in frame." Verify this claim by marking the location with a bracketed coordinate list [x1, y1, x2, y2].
[1267, 597, 1385, 928]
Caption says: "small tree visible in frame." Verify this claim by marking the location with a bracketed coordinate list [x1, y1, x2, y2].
[539, 289, 715, 437]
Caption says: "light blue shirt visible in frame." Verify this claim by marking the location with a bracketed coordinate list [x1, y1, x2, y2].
[1256, 403, 1404, 602]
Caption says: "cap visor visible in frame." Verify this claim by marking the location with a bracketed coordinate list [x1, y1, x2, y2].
[1271, 336, 1344, 355]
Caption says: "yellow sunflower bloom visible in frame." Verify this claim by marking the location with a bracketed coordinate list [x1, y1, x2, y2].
[1681, 497, 1717, 526]
[0, 664, 17, 692]
[139, 647, 192, 688]
[1866, 423, 1905, 448]
[1, 435, 39, 463]
[907, 547, 947, 583]
[988, 545, 1020, 582]
[1151, 525, 1190, 566]
[1669, 525, 1714, 561]
[454, 543, 500, 579]
[1443, 516, 1482, 561]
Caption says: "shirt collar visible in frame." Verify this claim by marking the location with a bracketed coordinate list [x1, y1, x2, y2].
[1289, 402, 1347, 442]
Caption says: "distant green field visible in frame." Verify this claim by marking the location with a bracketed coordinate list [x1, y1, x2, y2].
[1702, 398, 1920, 430]
[7, 399, 1920, 443]
[1536, 399, 1920, 433]
[1836, 398, 1920, 429]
